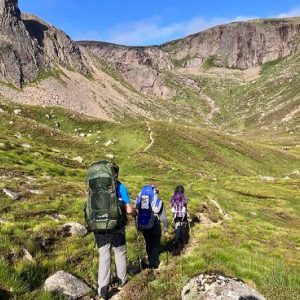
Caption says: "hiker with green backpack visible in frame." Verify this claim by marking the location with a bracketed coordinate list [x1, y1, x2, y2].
[84, 161, 136, 299]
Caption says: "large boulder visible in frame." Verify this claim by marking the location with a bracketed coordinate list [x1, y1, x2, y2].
[182, 272, 266, 300]
[44, 270, 90, 299]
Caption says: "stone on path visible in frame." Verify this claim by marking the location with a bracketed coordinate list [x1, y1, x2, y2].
[44, 270, 90, 299]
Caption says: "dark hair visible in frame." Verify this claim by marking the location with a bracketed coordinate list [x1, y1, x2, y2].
[175, 185, 184, 194]
[112, 163, 119, 178]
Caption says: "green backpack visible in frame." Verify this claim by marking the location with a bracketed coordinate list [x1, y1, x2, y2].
[84, 160, 127, 232]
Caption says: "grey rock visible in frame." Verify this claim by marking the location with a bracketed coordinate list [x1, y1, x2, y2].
[182, 272, 266, 300]
[72, 156, 83, 163]
[0, 217, 9, 224]
[13, 109, 22, 115]
[21, 248, 34, 262]
[49, 213, 67, 221]
[259, 175, 275, 182]
[0, 142, 7, 149]
[21, 143, 32, 149]
[60, 222, 87, 237]
[44, 270, 90, 299]
[3, 188, 20, 200]
[29, 189, 43, 195]
[104, 140, 112, 147]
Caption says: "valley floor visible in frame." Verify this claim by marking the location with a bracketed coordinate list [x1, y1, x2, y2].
[0, 102, 299, 299]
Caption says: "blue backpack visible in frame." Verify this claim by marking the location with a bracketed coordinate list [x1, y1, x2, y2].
[136, 185, 162, 230]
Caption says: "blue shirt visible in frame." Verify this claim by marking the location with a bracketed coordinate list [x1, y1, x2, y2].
[116, 181, 130, 204]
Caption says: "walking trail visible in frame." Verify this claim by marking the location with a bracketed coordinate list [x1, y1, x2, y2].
[200, 92, 221, 122]
[143, 121, 154, 152]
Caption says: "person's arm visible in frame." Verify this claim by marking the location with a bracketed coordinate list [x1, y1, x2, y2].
[159, 202, 168, 231]
[125, 204, 136, 216]
[119, 183, 137, 216]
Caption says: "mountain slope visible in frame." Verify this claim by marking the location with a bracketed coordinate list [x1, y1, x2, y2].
[0, 0, 299, 131]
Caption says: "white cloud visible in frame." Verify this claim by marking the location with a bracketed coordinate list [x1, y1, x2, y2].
[276, 7, 300, 18]
[73, 30, 103, 42]
[106, 15, 257, 46]
[108, 16, 182, 45]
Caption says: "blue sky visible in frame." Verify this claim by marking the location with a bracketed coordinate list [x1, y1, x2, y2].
[19, 0, 300, 46]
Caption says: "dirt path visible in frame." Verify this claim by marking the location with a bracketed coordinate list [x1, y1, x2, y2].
[143, 121, 154, 152]
[200, 92, 221, 122]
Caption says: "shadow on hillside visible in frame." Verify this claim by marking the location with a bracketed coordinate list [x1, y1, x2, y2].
[239, 297, 260, 300]
[23, 19, 48, 47]
[0, 289, 12, 299]
[161, 218, 198, 256]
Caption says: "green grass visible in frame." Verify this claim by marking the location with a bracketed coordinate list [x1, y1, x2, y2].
[0, 102, 299, 299]
[202, 56, 216, 70]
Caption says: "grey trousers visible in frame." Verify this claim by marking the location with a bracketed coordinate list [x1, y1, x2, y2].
[98, 243, 127, 296]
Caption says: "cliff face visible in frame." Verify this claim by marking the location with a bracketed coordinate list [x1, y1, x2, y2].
[0, 0, 299, 129]
[78, 18, 300, 98]
[163, 19, 300, 69]
[79, 41, 175, 98]
[0, 0, 86, 87]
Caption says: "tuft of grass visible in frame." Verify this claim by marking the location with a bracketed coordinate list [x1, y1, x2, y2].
[202, 56, 216, 70]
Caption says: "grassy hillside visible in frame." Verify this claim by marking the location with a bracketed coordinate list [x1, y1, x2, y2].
[0, 101, 299, 299]
[152, 51, 300, 133]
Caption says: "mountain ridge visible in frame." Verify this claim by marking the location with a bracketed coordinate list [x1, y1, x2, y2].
[0, 0, 299, 131]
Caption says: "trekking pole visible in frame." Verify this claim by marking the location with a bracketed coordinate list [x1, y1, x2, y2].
[164, 231, 169, 265]
[187, 212, 192, 235]
[134, 218, 143, 272]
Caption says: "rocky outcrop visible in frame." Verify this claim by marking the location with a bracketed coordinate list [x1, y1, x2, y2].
[182, 272, 266, 300]
[78, 41, 175, 98]
[21, 13, 86, 73]
[78, 18, 300, 98]
[163, 19, 300, 69]
[0, 0, 87, 87]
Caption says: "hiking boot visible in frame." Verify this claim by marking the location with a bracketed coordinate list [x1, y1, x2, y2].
[117, 278, 128, 291]
[99, 285, 109, 300]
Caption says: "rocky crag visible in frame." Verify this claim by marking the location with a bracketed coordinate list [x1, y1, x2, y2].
[0, 0, 86, 87]
[0, 0, 299, 129]
[78, 18, 300, 98]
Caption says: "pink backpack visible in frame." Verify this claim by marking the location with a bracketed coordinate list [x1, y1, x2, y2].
[171, 192, 187, 218]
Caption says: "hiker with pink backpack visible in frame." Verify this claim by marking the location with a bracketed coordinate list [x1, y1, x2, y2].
[170, 185, 190, 255]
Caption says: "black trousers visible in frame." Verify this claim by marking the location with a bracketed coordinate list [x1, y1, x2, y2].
[142, 222, 161, 268]
[174, 219, 189, 248]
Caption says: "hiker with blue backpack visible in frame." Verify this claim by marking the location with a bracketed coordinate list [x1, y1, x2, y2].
[84, 161, 136, 299]
[135, 185, 168, 269]
[170, 185, 189, 255]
